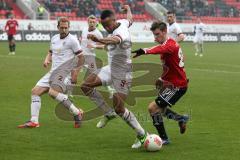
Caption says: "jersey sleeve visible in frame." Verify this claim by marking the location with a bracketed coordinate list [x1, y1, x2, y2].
[118, 19, 132, 28]
[71, 37, 82, 55]
[96, 29, 103, 39]
[175, 24, 183, 35]
[49, 37, 53, 53]
[16, 20, 19, 27]
[145, 45, 169, 55]
[113, 26, 129, 43]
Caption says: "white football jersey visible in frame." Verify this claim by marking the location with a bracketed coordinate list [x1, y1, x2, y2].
[167, 22, 183, 40]
[81, 27, 103, 56]
[107, 19, 132, 72]
[50, 33, 82, 71]
[194, 22, 205, 37]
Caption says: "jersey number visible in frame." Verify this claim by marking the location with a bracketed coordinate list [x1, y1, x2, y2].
[178, 48, 184, 68]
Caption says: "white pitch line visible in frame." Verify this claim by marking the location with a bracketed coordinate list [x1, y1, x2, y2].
[189, 68, 240, 74]
[0, 55, 41, 60]
[194, 62, 240, 68]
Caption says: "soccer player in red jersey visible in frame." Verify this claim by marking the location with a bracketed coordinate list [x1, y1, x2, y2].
[4, 15, 18, 55]
[132, 22, 189, 146]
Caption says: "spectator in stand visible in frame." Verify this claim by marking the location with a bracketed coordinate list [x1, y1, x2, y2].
[28, 23, 34, 31]
[37, 4, 45, 19]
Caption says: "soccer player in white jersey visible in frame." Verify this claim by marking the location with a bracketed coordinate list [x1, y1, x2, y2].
[18, 18, 84, 128]
[193, 18, 205, 57]
[167, 11, 185, 42]
[81, 15, 104, 73]
[82, 5, 147, 147]
[80, 15, 115, 99]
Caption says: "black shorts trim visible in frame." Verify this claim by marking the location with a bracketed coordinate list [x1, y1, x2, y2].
[155, 87, 187, 108]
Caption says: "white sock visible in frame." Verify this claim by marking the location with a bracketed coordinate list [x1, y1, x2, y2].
[30, 95, 41, 123]
[69, 104, 80, 115]
[55, 93, 80, 116]
[121, 108, 145, 136]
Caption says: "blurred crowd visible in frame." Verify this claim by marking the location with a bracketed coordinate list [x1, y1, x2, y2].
[40, 0, 145, 17]
[112, 0, 145, 14]
[39, 0, 100, 17]
[154, 0, 239, 18]
[0, 0, 13, 18]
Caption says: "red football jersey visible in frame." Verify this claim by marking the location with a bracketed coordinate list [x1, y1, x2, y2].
[146, 38, 188, 88]
[5, 19, 18, 35]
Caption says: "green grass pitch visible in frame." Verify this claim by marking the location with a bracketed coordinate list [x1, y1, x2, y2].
[0, 42, 240, 160]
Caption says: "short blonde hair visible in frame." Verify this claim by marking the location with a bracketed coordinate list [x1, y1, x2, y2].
[57, 17, 70, 27]
[87, 15, 97, 20]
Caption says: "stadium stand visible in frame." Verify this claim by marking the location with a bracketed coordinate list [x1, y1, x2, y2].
[0, 0, 25, 19]
[1, 0, 239, 24]
[37, 0, 153, 21]
[153, 0, 240, 24]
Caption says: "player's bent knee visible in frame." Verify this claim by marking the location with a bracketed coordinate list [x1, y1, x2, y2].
[31, 87, 43, 96]
[155, 97, 168, 110]
[114, 107, 125, 115]
[48, 89, 54, 98]
[81, 82, 95, 95]
[148, 102, 160, 114]
[48, 88, 59, 98]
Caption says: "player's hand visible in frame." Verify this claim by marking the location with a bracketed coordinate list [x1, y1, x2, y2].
[131, 48, 146, 58]
[155, 78, 163, 90]
[87, 43, 95, 49]
[87, 34, 99, 42]
[121, 4, 130, 13]
[43, 60, 51, 68]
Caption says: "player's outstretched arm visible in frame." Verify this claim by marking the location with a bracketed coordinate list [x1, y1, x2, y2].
[122, 5, 133, 24]
[95, 43, 105, 49]
[176, 33, 185, 42]
[71, 53, 84, 84]
[87, 43, 105, 49]
[87, 34, 121, 45]
[131, 48, 146, 58]
[43, 51, 52, 68]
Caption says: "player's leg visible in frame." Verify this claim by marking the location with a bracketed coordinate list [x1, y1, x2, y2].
[199, 39, 203, 57]
[84, 55, 98, 76]
[81, 68, 116, 128]
[193, 37, 198, 56]
[156, 86, 189, 134]
[113, 92, 146, 144]
[48, 85, 83, 128]
[110, 76, 147, 148]
[8, 35, 14, 55]
[11, 38, 16, 55]
[86, 55, 115, 99]
[18, 72, 52, 128]
[195, 43, 200, 57]
[18, 86, 48, 128]
[148, 101, 170, 144]
[48, 86, 81, 115]
[30, 86, 48, 123]
[48, 59, 84, 128]
[49, 73, 83, 128]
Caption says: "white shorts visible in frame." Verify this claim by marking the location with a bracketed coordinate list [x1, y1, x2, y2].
[83, 55, 97, 73]
[193, 36, 203, 43]
[96, 65, 132, 95]
[36, 72, 71, 88]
